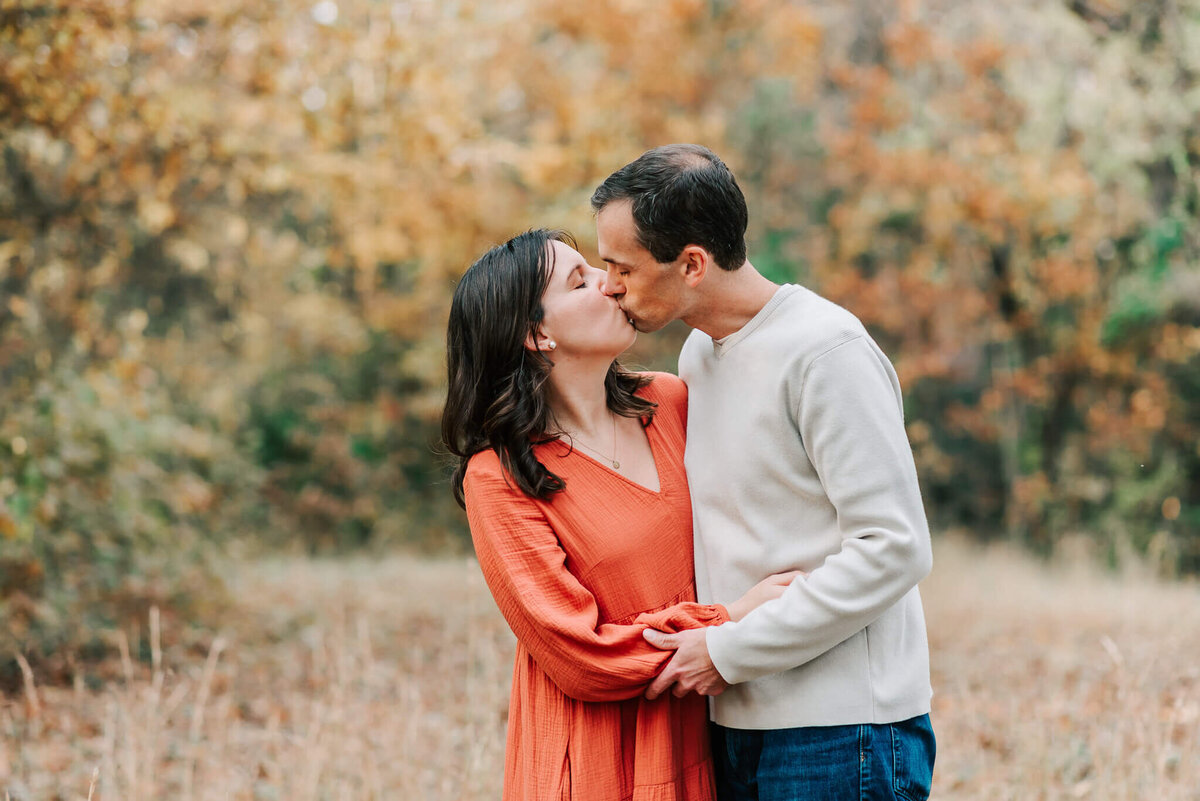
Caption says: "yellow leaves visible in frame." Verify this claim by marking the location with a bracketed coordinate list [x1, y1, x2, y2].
[0, 504, 16, 540]
[281, 294, 368, 357]
[1162, 497, 1182, 521]
[7, 295, 30, 321]
[223, 214, 250, 248]
[137, 196, 175, 235]
[515, 141, 572, 194]
[1130, 387, 1167, 432]
[925, 184, 963, 247]
[166, 237, 210, 274]
[34, 494, 59, 526]
[907, 420, 932, 445]
[1154, 325, 1200, 363]
[364, 294, 426, 341]
[757, 6, 822, 94]
[170, 473, 215, 516]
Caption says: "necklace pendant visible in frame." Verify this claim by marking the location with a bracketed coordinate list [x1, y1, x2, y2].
[612, 460, 620, 469]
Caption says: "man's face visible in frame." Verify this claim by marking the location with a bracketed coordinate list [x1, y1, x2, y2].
[595, 200, 687, 333]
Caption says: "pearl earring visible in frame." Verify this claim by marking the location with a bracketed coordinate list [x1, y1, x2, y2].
[548, 340, 557, 350]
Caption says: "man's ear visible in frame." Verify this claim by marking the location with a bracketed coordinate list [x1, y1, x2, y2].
[679, 245, 710, 289]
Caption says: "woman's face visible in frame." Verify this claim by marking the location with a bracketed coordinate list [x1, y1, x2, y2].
[536, 240, 637, 361]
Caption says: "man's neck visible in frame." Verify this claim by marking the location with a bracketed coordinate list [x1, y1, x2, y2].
[682, 261, 781, 341]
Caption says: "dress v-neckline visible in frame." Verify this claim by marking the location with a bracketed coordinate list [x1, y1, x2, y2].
[556, 416, 664, 495]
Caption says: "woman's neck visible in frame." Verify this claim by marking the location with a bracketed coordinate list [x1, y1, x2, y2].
[545, 358, 612, 439]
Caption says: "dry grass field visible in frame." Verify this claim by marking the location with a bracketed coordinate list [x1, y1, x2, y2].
[2, 536, 1197, 800]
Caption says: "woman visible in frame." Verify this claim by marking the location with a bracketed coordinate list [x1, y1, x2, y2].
[442, 230, 793, 800]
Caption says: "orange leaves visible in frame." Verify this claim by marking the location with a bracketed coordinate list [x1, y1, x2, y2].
[1010, 471, 1052, 521]
[1031, 255, 1099, 302]
[1129, 386, 1168, 433]
[945, 402, 999, 442]
[0, 502, 17, 540]
[884, 22, 934, 70]
[1163, 497, 1182, 521]
[0, 0, 1192, 580]
[1155, 325, 1200, 363]
[757, 5, 822, 95]
[169, 472, 216, 516]
[849, 66, 910, 133]
[984, 365, 1051, 406]
[957, 36, 1007, 80]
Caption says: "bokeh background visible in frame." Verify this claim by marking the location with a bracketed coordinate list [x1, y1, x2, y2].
[1, 1, 1198, 798]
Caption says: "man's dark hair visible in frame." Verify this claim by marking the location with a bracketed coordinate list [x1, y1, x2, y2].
[590, 144, 748, 271]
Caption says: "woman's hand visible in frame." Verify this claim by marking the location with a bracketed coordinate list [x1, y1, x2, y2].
[726, 570, 805, 622]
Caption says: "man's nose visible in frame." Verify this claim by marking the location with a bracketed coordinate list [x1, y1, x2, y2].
[600, 269, 623, 297]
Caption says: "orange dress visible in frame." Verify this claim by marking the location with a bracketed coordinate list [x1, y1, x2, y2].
[463, 372, 727, 801]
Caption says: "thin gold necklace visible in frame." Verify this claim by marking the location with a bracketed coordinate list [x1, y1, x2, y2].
[565, 411, 620, 469]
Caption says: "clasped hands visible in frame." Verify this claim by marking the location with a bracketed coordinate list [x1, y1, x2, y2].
[642, 570, 802, 701]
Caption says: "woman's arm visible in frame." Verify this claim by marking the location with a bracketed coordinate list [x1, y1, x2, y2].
[464, 456, 728, 703]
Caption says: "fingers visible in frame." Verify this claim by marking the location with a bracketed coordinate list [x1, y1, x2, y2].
[768, 569, 804, 585]
[645, 672, 672, 700]
[648, 672, 691, 700]
[642, 628, 679, 650]
[768, 568, 806, 587]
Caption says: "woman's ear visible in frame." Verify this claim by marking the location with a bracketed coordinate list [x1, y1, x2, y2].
[524, 327, 557, 353]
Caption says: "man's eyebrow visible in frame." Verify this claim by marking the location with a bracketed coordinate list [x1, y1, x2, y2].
[600, 256, 630, 267]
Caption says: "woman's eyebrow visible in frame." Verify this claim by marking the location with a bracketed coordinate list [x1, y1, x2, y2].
[564, 263, 583, 284]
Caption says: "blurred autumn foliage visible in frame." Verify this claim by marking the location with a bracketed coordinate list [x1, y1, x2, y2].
[1, 0, 1198, 666]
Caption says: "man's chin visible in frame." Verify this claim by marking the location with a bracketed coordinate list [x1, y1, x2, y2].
[630, 318, 667, 334]
[619, 307, 670, 334]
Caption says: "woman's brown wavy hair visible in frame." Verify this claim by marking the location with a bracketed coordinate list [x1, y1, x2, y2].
[441, 229, 655, 508]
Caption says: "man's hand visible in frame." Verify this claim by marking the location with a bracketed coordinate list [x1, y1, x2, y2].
[642, 627, 729, 700]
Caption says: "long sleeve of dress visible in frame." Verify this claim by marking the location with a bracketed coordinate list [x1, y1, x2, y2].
[464, 455, 729, 703]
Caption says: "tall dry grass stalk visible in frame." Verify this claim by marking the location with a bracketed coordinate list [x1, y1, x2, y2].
[0, 537, 1196, 799]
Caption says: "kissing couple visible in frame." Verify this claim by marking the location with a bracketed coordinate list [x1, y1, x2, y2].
[442, 144, 936, 800]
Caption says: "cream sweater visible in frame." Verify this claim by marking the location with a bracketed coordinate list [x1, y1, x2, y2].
[680, 284, 933, 730]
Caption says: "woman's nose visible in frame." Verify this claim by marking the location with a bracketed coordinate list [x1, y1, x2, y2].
[599, 269, 621, 297]
[593, 267, 615, 296]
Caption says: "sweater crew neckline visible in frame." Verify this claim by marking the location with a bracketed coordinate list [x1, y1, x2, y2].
[710, 284, 799, 357]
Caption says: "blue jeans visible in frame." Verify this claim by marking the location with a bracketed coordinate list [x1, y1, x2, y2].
[711, 714, 936, 801]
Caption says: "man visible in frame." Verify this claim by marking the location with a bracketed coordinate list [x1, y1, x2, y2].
[592, 144, 936, 800]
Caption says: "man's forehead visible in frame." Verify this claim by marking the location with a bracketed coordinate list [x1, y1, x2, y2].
[597, 199, 635, 230]
[597, 203, 643, 258]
